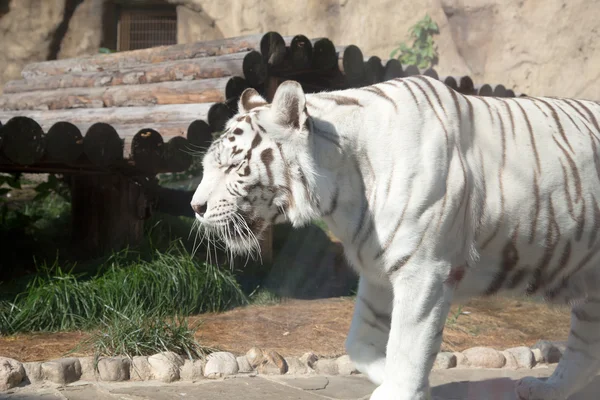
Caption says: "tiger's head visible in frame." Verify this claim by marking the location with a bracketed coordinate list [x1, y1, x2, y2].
[190, 81, 318, 256]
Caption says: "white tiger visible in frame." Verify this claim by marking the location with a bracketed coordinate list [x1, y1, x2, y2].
[191, 75, 600, 399]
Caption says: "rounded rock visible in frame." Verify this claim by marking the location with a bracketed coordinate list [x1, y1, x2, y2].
[454, 352, 468, 367]
[148, 352, 184, 383]
[246, 347, 264, 369]
[462, 347, 506, 368]
[130, 356, 153, 381]
[506, 346, 535, 369]
[256, 350, 288, 375]
[315, 358, 338, 375]
[285, 357, 309, 375]
[0, 357, 25, 391]
[532, 340, 563, 364]
[23, 362, 43, 383]
[78, 357, 97, 381]
[41, 358, 82, 385]
[501, 350, 519, 370]
[531, 348, 544, 365]
[204, 352, 238, 379]
[300, 352, 318, 369]
[236, 356, 253, 373]
[180, 359, 204, 381]
[433, 352, 457, 370]
[336, 355, 358, 375]
[98, 357, 130, 381]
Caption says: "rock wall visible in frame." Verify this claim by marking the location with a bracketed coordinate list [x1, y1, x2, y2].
[176, 0, 600, 100]
[57, 0, 105, 60]
[0, 0, 598, 100]
[0, 0, 67, 92]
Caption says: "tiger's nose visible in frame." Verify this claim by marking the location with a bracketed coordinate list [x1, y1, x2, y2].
[191, 202, 207, 217]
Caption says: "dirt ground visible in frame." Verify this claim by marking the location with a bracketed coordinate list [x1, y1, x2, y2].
[0, 295, 571, 362]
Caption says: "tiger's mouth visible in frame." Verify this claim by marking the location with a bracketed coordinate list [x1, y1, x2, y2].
[204, 211, 266, 257]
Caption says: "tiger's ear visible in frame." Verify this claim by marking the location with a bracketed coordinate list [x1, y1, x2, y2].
[239, 88, 267, 113]
[271, 80, 307, 130]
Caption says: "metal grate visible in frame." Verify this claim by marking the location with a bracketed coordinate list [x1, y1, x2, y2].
[118, 7, 177, 51]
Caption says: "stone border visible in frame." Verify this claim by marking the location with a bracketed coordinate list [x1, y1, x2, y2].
[0, 340, 566, 392]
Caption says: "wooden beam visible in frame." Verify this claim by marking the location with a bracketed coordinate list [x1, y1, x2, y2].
[0, 103, 213, 128]
[21, 34, 267, 78]
[0, 79, 228, 111]
[5, 53, 247, 93]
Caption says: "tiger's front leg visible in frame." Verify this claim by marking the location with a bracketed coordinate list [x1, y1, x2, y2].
[370, 259, 454, 400]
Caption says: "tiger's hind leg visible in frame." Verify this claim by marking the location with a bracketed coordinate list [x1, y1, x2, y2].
[516, 298, 600, 400]
[345, 276, 392, 385]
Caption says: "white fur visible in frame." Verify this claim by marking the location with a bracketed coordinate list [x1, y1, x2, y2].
[192, 76, 600, 399]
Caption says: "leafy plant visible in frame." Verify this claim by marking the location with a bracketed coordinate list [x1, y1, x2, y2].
[33, 174, 70, 201]
[390, 14, 440, 69]
[0, 173, 21, 201]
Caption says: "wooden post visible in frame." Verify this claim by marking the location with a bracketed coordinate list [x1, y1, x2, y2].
[69, 174, 151, 257]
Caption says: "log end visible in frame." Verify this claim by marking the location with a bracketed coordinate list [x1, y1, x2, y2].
[131, 128, 165, 173]
[0, 116, 45, 165]
[46, 121, 84, 164]
[187, 120, 214, 153]
[478, 84, 493, 96]
[83, 122, 123, 167]
[164, 136, 193, 172]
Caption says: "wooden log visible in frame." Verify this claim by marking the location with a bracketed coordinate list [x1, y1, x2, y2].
[164, 136, 193, 172]
[423, 68, 439, 80]
[70, 174, 149, 256]
[243, 51, 268, 86]
[187, 119, 214, 151]
[290, 35, 313, 70]
[444, 76, 458, 91]
[260, 31, 287, 67]
[0, 78, 228, 111]
[46, 122, 84, 164]
[22, 34, 266, 78]
[478, 84, 493, 96]
[0, 117, 45, 165]
[364, 56, 384, 84]
[493, 84, 507, 97]
[383, 59, 403, 81]
[312, 38, 338, 71]
[0, 103, 212, 130]
[225, 76, 250, 99]
[339, 45, 366, 82]
[459, 76, 475, 95]
[5, 53, 247, 94]
[83, 123, 123, 167]
[208, 101, 236, 133]
[403, 65, 420, 77]
[131, 128, 165, 173]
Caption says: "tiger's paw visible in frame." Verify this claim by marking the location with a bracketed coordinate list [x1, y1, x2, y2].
[515, 377, 566, 400]
[370, 382, 431, 400]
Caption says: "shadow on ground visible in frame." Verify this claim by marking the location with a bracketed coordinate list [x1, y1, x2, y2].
[432, 370, 600, 400]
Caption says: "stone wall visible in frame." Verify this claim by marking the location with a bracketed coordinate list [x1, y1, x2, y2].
[176, 0, 600, 100]
[0, 0, 599, 100]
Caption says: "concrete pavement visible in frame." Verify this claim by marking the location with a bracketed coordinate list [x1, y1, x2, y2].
[2, 365, 599, 400]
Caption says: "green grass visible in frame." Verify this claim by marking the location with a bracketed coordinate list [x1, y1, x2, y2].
[0, 242, 247, 335]
[249, 287, 283, 306]
[76, 306, 215, 360]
